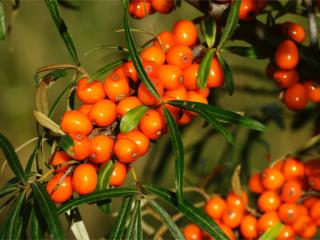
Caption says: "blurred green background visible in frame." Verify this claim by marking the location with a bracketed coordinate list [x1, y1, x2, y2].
[0, 1, 314, 238]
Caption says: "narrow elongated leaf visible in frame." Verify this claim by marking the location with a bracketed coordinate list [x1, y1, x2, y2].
[96, 161, 114, 213]
[122, 0, 160, 99]
[203, 16, 217, 48]
[217, 0, 241, 49]
[0, 133, 26, 184]
[34, 111, 65, 135]
[58, 187, 137, 214]
[148, 199, 185, 240]
[90, 58, 126, 80]
[6, 192, 25, 239]
[142, 185, 228, 240]
[222, 46, 259, 59]
[197, 48, 215, 89]
[31, 209, 44, 240]
[32, 182, 64, 240]
[44, 0, 80, 65]
[120, 105, 149, 133]
[0, 1, 6, 40]
[25, 141, 40, 175]
[58, 134, 74, 156]
[168, 100, 266, 132]
[124, 200, 139, 240]
[0, 180, 17, 198]
[217, 54, 234, 96]
[258, 222, 283, 240]
[132, 200, 142, 240]
[162, 107, 184, 202]
[109, 196, 134, 240]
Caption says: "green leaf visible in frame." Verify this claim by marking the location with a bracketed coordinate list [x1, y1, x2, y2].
[259, 222, 284, 240]
[132, 200, 142, 240]
[124, 200, 139, 240]
[90, 58, 126, 81]
[58, 134, 74, 156]
[162, 107, 184, 202]
[120, 105, 149, 133]
[58, 187, 137, 214]
[203, 16, 217, 48]
[44, 0, 80, 65]
[96, 161, 114, 213]
[25, 141, 40, 175]
[6, 192, 25, 239]
[122, 0, 160, 99]
[0, 1, 6, 40]
[217, 54, 234, 96]
[32, 182, 64, 240]
[31, 208, 44, 240]
[143, 185, 228, 240]
[168, 100, 266, 132]
[222, 46, 259, 59]
[0, 132, 26, 184]
[109, 196, 134, 240]
[217, 0, 241, 49]
[148, 199, 185, 240]
[197, 48, 215, 89]
[0, 179, 18, 198]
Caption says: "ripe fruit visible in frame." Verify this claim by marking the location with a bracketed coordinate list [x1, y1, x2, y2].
[172, 20, 198, 47]
[205, 196, 227, 220]
[304, 80, 320, 103]
[182, 224, 203, 240]
[165, 85, 187, 100]
[142, 60, 159, 78]
[249, 173, 264, 193]
[221, 207, 243, 229]
[72, 163, 98, 195]
[120, 61, 138, 82]
[278, 203, 300, 224]
[109, 162, 127, 187]
[239, 0, 256, 21]
[114, 138, 139, 163]
[276, 225, 295, 240]
[217, 222, 235, 240]
[118, 130, 150, 156]
[50, 151, 70, 173]
[167, 45, 193, 69]
[274, 40, 299, 70]
[68, 133, 90, 161]
[292, 215, 317, 238]
[240, 215, 258, 239]
[153, 31, 179, 51]
[76, 78, 105, 104]
[158, 64, 182, 90]
[281, 21, 306, 43]
[282, 157, 304, 180]
[280, 180, 302, 203]
[183, 64, 199, 90]
[272, 68, 300, 88]
[61, 110, 93, 135]
[283, 83, 308, 111]
[78, 104, 93, 116]
[151, 0, 174, 14]
[116, 96, 142, 118]
[226, 191, 248, 213]
[89, 135, 114, 164]
[89, 99, 117, 127]
[129, 0, 152, 19]
[46, 173, 73, 203]
[257, 211, 280, 233]
[140, 46, 166, 65]
[310, 200, 320, 226]
[139, 109, 164, 140]
[207, 57, 224, 88]
[138, 78, 164, 106]
[261, 167, 285, 190]
[103, 73, 130, 102]
[257, 190, 281, 212]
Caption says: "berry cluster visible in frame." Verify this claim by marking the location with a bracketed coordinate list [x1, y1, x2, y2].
[239, 0, 268, 21]
[265, 21, 320, 111]
[46, 19, 225, 203]
[129, 0, 174, 19]
[183, 157, 320, 239]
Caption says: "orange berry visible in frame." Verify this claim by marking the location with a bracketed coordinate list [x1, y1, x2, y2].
[274, 40, 299, 70]
[280, 180, 302, 203]
[114, 138, 139, 163]
[117, 130, 150, 156]
[283, 83, 308, 111]
[78, 104, 93, 116]
[151, 0, 174, 13]
[308, 174, 320, 190]
[116, 96, 142, 119]
[76, 78, 105, 104]
[186, 91, 208, 116]
[309, 200, 320, 226]
[292, 215, 317, 238]
[120, 61, 139, 82]
[196, 87, 210, 98]
[129, 0, 152, 19]
[142, 60, 159, 78]
[304, 80, 320, 103]
[276, 225, 295, 240]
[72, 163, 97, 195]
[139, 109, 164, 140]
[89, 135, 114, 164]
[159, 95, 182, 121]
[68, 133, 90, 161]
[172, 20, 198, 47]
[226, 191, 248, 213]
[217, 222, 235, 240]
[297, 204, 308, 216]
[239, 0, 256, 21]
[178, 110, 193, 125]
[50, 151, 70, 173]
[109, 162, 127, 187]
[167, 45, 193, 69]
[303, 196, 318, 209]
[153, 31, 179, 51]
[272, 159, 284, 172]
[207, 57, 224, 88]
[89, 99, 117, 127]
[240, 215, 258, 239]
[304, 159, 320, 176]
[158, 64, 183, 90]
[205, 196, 227, 220]
[165, 85, 187, 100]
[103, 73, 130, 102]
[61, 110, 93, 135]
[261, 167, 285, 190]
[278, 203, 300, 224]
[183, 64, 199, 90]
[140, 46, 166, 65]
[138, 78, 164, 106]
[183, 224, 203, 240]
[272, 68, 300, 88]
[257, 211, 280, 233]
[258, 190, 281, 212]
[282, 157, 304, 180]
[281, 21, 306, 43]
[249, 173, 264, 193]
[221, 207, 243, 229]
[46, 173, 73, 203]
